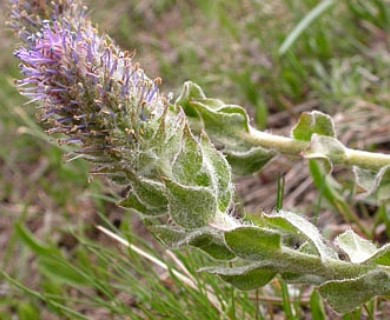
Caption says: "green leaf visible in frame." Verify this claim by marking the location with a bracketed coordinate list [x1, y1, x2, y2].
[173, 124, 211, 187]
[319, 270, 390, 314]
[335, 229, 377, 263]
[263, 211, 338, 260]
[354, 165, 390, 201]
[151, 226, 235, 260]
[224, 226, 282, 260]
[279, 0, 335, 55]
[18, 303, 40, 320]
[177, 82, 276, 176]
[15, 223, 58, 257]
[125, 171, 168, 212]
[310, 290, 327, 320]
[303, 135, 346, 172]
[200, 133, 233, 212]
[225, 147, 276, 176]
[282, 272, 325, 285]
[38, 256, 91, 286]
[363, 243, 390, 266]
[165, 179, 218, 228]
[202, 264, 276, 290]
[292, 111, 336, 141]
[149, 226, 187, 246]
[184, 229, 235, 260]
[119, 193, 166, 217]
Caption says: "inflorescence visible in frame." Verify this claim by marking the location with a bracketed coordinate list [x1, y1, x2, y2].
[11, 0, 166, 170]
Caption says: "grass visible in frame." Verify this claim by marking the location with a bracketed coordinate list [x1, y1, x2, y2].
[0, 0, 389, 319]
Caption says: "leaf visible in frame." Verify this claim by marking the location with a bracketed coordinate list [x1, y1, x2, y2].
[15, 223, 58, 257]
[149, 226, 187, 246]
[173, 124, 211, 187]
[18, 303, 40, 320]
[38, 257, 91, 286]
[176, 82, 275, 176]
[363, 243, 390, 266]
[224, 226, 282, 260]
[263, 211, 338, 260]
[354, 165, 390, 201]
[119, 193, 166, 217]
[165, 179, 218, 228]
[335, 229, 377, 263]
[202, 263, 276, 290]
[279, 0, 335, 55]
[282, 273, 325, 285]
[183, 228, 235, 260]
[319, 270, 390, 314]
[200, 133, 233, 212]
[151, 226, 235, 260]
[225, 146, 276, 176]
[124, 171, 168, 212]
[292, 111, 336, 141]
[310, 290, 327, 320]
[303, 135, 346, 173]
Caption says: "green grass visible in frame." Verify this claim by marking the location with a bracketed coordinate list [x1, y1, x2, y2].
[1, 0, 389, 318]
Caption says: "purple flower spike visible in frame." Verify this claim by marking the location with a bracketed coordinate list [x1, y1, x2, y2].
[10, 0, 167, 171]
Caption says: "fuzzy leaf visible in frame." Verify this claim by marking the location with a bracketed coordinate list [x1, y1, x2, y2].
[225, 147, 276, 176]
[303, 135, 346, 172]
[224, 226, 282, 260]
[177, 82, 275, 175]
[119, 193, 166, 217]
[200, 133, 233, 212]
[165, 179, 217, 228]
[202, 264, 276, 290]
[124, 171, 168, 213]
[183, 229, 235, 260]
[354, 165, 390, 201]
[319, 270, 390, 314]
[173, 124, 211, 187]
[282, 273, 325, 285]
[335, 229, 377, 263]
[149, 226, 187, 246]
[292, 111, 336, 141]
[363, 243, 390, 266]
[151, 226, 235, 260]
[263, 211, 338, 260]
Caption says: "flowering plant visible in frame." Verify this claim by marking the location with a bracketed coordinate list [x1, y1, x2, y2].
[9, 0, 390, 314]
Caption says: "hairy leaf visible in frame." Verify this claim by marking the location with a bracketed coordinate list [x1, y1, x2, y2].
[165, 179, 217, 228]
[225, 146, 276, 176]
[224, 226, 282, 260]
[292, 111, 336, 141]
[200, 133, 233, 212]
[354, 165, 390, 201]
[202, 264, 276, 290]
[263, 211, 338, 260]
[335, 229, 377, 263]
[319, 270, 390, 313]
[177, 81, 276, 175]
[303, 135, 346, 172]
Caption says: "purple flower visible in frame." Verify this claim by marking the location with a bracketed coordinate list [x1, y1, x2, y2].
[12, 0, 166, 170]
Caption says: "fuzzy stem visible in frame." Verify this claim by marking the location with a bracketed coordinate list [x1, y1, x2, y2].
[246, 127, 390, 170]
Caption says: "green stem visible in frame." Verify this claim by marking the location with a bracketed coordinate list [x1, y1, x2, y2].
[246, 128, 390, 170]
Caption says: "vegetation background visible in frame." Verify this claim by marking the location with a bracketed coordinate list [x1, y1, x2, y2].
[0, 0, 389, 319]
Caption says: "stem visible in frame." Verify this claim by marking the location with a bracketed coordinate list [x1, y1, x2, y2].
[246, 127, 390, 170]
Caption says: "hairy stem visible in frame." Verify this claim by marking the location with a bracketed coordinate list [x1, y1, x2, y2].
[246, 128, 390, 170]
